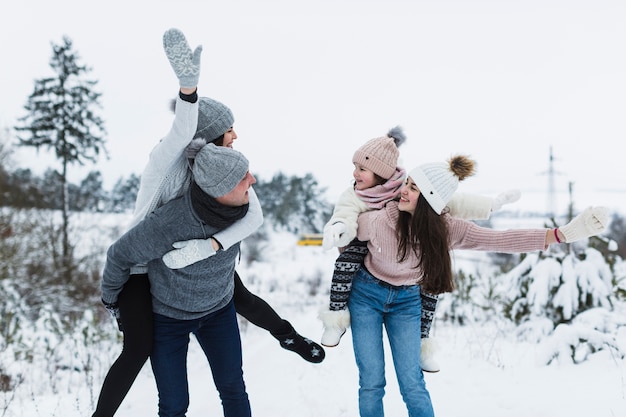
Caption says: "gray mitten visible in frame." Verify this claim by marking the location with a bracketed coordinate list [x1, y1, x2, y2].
[163, 28, 202, 88]
[559, 206, 610, 243]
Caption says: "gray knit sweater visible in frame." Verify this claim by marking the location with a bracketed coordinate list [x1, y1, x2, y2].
[101, 191, 239, 320]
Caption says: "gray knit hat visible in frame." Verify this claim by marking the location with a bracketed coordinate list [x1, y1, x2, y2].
[194, 97, 235, 142]
[409, 155, 476, 214]
[193, 143, 249, 198]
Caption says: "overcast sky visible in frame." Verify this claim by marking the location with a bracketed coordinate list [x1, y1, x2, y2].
[1, 0, 625, 213]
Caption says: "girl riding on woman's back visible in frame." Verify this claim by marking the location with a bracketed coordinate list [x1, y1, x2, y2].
[318, 126, 520, 372]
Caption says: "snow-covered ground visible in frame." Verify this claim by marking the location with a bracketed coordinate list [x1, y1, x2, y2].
[3, 218, 626, 417]
[53, 311, 623, 417]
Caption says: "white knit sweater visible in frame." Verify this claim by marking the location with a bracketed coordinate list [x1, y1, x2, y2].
[128, 95, 263, 273]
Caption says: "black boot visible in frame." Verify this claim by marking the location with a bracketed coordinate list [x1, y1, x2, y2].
[271, 320, 325, 364]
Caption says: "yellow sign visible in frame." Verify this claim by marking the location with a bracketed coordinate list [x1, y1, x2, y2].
[296, 233, 323, 246]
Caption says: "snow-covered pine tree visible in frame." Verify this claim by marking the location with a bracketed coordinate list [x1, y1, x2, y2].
[15, 36, 107, 281]
[502, 244, 626, 364]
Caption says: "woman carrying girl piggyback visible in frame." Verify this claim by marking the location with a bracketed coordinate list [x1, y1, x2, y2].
[349, 154, 609, 417]
[318, 127, 521, 372]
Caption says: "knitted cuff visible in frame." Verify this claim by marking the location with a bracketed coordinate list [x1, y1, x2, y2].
[179, 89, 198, 103]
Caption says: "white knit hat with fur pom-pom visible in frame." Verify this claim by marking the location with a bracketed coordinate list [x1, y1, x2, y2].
[409, 155, 476, 214]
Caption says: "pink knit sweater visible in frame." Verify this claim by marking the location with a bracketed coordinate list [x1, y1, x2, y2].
[356, 201, 549, 287]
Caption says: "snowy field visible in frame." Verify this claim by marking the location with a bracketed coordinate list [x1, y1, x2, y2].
[3, 215, 626, 417]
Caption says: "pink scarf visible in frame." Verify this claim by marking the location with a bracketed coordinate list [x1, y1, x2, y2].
[354, 167, 406, 209]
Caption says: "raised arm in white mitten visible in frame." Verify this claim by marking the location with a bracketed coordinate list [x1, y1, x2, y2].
[559, 206, 610, 243]
[162, 238, 218, 269]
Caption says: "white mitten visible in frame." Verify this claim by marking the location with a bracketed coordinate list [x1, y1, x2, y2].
[559, 206, 610, 243]
[491, 189, 521, 212]
[323, 222, 347, 250]
[162, 238, 217, 269]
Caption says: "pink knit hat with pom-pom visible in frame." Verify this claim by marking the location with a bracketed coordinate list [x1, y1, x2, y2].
[352, 126, 407, 179]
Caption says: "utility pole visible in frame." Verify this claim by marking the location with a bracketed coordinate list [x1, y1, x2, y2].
[546, 146, 556, 218]
[567, 181, 574, 222]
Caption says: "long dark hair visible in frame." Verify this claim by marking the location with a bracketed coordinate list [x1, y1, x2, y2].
[396, 194, 454, 294]
[212, 134, 225, 147]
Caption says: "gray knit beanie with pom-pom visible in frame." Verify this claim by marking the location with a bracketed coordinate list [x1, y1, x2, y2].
[170, 96, 234, 143]
[170, 96, 235, 160]
[195, 97, 234, 141]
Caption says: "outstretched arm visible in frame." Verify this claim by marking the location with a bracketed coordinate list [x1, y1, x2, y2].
[447, 189, 521, 220]
[554, 206, 609, 244]
[448, 206, 609, 252]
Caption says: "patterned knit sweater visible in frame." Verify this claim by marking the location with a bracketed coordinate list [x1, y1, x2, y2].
[357, 201, 548, 287]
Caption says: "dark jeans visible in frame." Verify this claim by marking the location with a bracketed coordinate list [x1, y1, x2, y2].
[151, 300, 250, 417]
[93, 272, 284, 417]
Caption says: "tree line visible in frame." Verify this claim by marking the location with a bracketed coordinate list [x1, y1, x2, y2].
[0, 34, 332, 237]
[0, 159, 332, 233]
[0, 165, 139, 213]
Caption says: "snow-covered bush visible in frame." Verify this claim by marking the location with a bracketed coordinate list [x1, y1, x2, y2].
[0, 208, 119, 408]
[502, 246, 625, 364]
[503, 248, 614, 324]
[437, 269, 503, 325]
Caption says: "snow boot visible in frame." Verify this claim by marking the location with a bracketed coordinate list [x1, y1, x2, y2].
[420, 337, 440, 373]
[272, 320, 325, 364]
[318, 306, 351, 347]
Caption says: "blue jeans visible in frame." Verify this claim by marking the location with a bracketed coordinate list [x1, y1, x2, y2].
[150, 300, 251, 417]
[348, 268, 434, 417]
